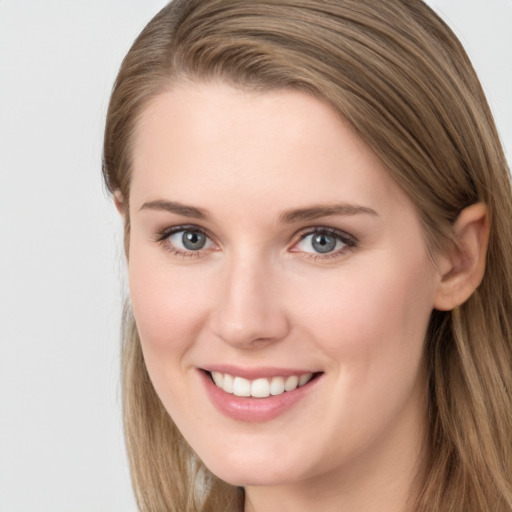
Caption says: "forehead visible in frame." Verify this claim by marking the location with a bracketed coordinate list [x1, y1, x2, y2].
[130, 82, 409, 218]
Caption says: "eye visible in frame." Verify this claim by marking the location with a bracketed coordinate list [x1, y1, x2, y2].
[293, 228, 356, 256]
[170, 229, 209, 251]
[156, 226, 215, 256]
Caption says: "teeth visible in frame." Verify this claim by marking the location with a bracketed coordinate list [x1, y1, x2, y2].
[210, 371, 314, 398]
[299, 373, 312, 386]
[251, 378, 270, 398]
[284, 375, 299, 391]
[233, 376, 251, 397]
[212, 371, 223, 387]
[223, 373, 234, 393]
[270, 376, 285, 395]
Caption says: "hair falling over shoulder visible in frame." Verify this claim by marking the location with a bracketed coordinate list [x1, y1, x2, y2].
[103, 1, 512, 510]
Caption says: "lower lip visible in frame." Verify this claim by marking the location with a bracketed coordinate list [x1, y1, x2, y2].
[199, 370, 320, 422]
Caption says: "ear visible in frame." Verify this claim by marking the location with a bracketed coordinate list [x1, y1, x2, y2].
[113, 189, 126, 218]
[434, 203, 489, 311]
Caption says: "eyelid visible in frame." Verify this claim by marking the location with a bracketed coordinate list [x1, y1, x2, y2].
[152, 223, 358, 260]
[153, 224, 217, 257]
[154, 224, 206, 240]
[293, 225, 357, 244]
[289, 225, 358, 258]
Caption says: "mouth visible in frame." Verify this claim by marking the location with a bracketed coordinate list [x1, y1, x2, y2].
[204, 370, 321, 398]
[200, 367, 323, 421]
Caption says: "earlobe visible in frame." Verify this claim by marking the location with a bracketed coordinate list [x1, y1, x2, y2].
[433, 202, 489, 311]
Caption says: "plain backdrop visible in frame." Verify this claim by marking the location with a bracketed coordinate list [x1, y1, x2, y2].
[0, 1, 510, 511]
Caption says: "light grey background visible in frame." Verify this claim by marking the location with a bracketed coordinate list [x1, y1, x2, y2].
[0, 1, 510, 511]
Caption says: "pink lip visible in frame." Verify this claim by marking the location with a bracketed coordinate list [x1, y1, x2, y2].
[199, 369, 321, 422]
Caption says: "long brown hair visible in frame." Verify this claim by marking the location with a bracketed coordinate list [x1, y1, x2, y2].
[103, 1, 512, 510]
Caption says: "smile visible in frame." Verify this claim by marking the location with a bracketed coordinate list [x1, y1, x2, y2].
[210, 371, 314, 398]
[200, 368, 323, 421]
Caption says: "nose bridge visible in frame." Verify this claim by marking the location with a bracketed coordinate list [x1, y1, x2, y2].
[210, 248, 289, 348]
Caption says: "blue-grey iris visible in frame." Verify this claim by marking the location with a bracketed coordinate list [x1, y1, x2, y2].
[182, 230, 206, 250]
[312, 233, 337, 253]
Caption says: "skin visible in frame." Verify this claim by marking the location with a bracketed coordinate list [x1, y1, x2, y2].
[126, 82, 449, 512]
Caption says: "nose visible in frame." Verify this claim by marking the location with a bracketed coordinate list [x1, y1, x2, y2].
[209, 254, 290, 349]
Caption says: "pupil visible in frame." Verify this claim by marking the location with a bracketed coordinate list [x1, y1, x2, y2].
[182, 231, 206, 250]
[312, 233, 336, 253]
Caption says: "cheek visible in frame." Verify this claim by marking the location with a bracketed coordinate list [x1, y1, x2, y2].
[127, 246, 210, 361]
[290, 257, 435, 455]
[127, 251, 213, 423]
[296, 254, 436, 368]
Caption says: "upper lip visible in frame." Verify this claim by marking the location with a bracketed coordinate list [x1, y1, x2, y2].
[200, 364, 321, 380]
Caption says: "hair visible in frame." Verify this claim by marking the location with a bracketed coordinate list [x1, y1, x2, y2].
[102, 1, 512, 511]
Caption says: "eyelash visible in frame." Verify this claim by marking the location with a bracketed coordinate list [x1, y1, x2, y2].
[154, 224, 358, 260]
[294, 227, 358, 261]
[154, 224, 213, 259]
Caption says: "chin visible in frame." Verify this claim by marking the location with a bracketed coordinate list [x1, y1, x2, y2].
[210, 468, 298, 488]
[199, 448, 305, 487]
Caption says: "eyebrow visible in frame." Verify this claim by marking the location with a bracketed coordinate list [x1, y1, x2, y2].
[140, 200, 208, 219]
[278, 203, 378, 224]
[139, 199, 378, 223]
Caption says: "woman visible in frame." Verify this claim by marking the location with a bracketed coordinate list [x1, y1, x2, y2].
[102, 1, 512, 511]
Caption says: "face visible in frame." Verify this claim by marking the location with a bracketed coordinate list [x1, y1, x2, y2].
[128, 82, 442, 492]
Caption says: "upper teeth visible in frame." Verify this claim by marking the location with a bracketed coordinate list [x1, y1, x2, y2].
[211, 372, 313, 398]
